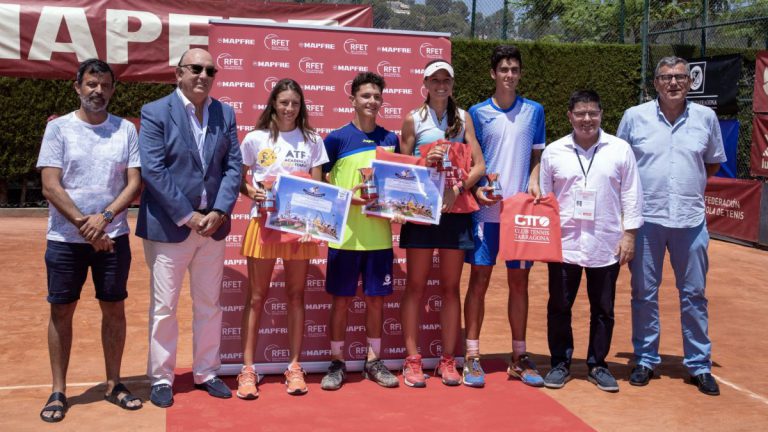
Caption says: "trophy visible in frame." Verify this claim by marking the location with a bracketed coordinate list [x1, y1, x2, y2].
[358, 167, 378, 200]
[485, 173, 503, 200]
[437, 141, 452, 172]
[258, 179, 276, 214]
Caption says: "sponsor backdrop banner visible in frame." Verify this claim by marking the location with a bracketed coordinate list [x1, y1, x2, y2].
[208, 21, 452, 371]
[751, 114, 768, 177]
[705, 177, 762, 243]
[686, 54, 741, 115]
[753, 51, 768, 113]
[0, 0, 371, 82]
[715, 119, 739, 179]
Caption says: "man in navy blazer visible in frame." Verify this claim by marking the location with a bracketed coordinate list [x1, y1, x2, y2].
[137, 48, 241, 407]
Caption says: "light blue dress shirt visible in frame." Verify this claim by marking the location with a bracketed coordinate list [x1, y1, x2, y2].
[617, 100, 726, 228]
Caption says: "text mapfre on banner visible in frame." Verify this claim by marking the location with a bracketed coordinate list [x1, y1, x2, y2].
[208, 21, 452, 371]
[0, 0, 371, 82]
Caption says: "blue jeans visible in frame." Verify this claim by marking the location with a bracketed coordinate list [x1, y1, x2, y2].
[629, 221, 712, 375]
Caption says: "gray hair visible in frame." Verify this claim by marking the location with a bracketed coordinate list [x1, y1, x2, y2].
[654, 56, 690, 77]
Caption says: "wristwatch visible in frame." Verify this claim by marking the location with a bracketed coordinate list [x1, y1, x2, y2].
[101, 210, 114, 224]
[455, 182, 466, 195]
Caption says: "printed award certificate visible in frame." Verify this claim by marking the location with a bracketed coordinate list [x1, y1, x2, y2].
[265, 174, 352, 242]
[363, 160, 444, 225]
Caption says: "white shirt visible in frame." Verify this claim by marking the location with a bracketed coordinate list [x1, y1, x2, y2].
[241, 128, 329, 218]
[36, 112, 140, 243]
[175, 88, 211, 225]
[540, 129, 643, 267]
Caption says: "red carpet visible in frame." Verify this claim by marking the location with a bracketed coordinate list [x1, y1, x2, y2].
[167, 360, 594, 431]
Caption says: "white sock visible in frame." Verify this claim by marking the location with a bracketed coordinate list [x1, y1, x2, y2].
[466, 339, 480, 357]
[330, 340, 344, 359]
[367, 337, 381, 360]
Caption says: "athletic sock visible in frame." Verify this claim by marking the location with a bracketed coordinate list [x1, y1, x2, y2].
[466, 339, 480, 358]
[330, 340, 344, 360]
[367, 337, 381, 361]
[512, 340, 526, 360]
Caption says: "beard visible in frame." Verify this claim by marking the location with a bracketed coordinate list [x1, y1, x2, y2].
[80, 94, 108, 113]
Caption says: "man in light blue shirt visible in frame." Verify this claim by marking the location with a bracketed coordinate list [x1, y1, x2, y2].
[617, 56, 726, 396]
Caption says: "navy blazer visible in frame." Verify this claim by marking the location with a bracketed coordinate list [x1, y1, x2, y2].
[136, 91, 242, 243]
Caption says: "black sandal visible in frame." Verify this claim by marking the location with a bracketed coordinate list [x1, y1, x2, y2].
[104, 383, 143, 410]
[40, 392, 67, 423]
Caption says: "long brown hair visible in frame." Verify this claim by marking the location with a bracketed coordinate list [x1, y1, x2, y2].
[420, 60, 462, 140]
[256, 78, 314, 142]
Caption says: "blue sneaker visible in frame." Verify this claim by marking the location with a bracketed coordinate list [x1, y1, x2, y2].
[507, 354, 545, 387]
[462, 356, 486, 387]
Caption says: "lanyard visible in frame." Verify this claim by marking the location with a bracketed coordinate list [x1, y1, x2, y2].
[573, 144, 599, 187]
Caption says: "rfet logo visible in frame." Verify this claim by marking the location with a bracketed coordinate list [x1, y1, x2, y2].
[420, 85, 429, 99]
[218, 97, 243, 114]
[348, 341, 368, 359]
[299, 57, 324, 74]
[264, 344, 291, 362]
[429, 340, 443, 357]
[426, 294, 442, 312]
[264, 33, 290, 51]
[343, 80, 354, 97]
[304, 320, 327, 338]
[377, 60, 401, 78]
[264, 76, 280, 92]
[220, 321, 240, 341]
[378, 103, 402, 120]
[264, 297, 288, 316]
[216, 53, 244, 70]
[383, 317, 402, 336]
[344, 38, 368, 55]
[305, 99, 325, 117]
[514, 215, 551, 227]
[221, 275, 242, 294]
[419, 42, 444, 59]
[348, 296, 366, 314]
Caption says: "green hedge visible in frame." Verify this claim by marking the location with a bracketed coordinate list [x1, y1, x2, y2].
[0, 39, 758, 190]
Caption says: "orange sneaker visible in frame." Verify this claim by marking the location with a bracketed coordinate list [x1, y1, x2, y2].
[236, 366, 259, 400]
[284, 365, 308, 395]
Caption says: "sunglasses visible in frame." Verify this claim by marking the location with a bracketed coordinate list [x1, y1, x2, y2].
[179, 64, 218, 77]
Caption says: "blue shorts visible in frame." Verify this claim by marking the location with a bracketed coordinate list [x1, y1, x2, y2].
[464, 222, 533, 270]
[45, 235, 131, 304]
[326, 248, 394, 297]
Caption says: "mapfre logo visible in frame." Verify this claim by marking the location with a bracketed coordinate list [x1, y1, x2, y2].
[378, 103, 402, 120]
[348, 341, 367, 359]
[383, 318, 402, 336]
[419, 42, 445, 59]
[264, 33, 290, 51]
[217, 81, 255, 88]
[264, 297, 288, 316]
[426, 295, 442, 312]
[377, 60, 401, 78]
[299, 57, 324, 74]
[264, 344, 290, 362]
[304, 320, 327, 338]
[344, 38, 368, 55]
[377, 46, 412, 54]
[429, 340, 443, 357]
[219, 97, 243, 114]
[305, 99, 325, 117]
[216, 53, 244, 70]
[514, 215, 551, 227]
[264, 76, 280, 92]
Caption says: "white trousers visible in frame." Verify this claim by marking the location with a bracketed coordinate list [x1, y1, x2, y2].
[144, 232, 225, 386]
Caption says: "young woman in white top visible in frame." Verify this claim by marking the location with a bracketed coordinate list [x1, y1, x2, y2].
[238, 79, 328, 398]
[398, 60, 486, 388]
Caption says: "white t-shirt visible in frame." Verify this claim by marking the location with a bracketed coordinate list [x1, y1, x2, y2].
[240, 128, 329, 218]
[36, 112, 140, 243]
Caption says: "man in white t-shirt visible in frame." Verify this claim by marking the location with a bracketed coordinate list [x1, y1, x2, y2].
[36, 59, 142, 423]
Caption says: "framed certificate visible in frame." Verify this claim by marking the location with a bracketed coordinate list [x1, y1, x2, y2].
[363, 160, 444, 225]
[265, 174, 352, 242]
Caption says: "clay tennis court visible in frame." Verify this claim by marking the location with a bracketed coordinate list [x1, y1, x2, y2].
[1, 212, 766, 431]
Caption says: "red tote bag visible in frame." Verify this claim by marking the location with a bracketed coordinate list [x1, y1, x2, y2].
[498, 192, 563, 262]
